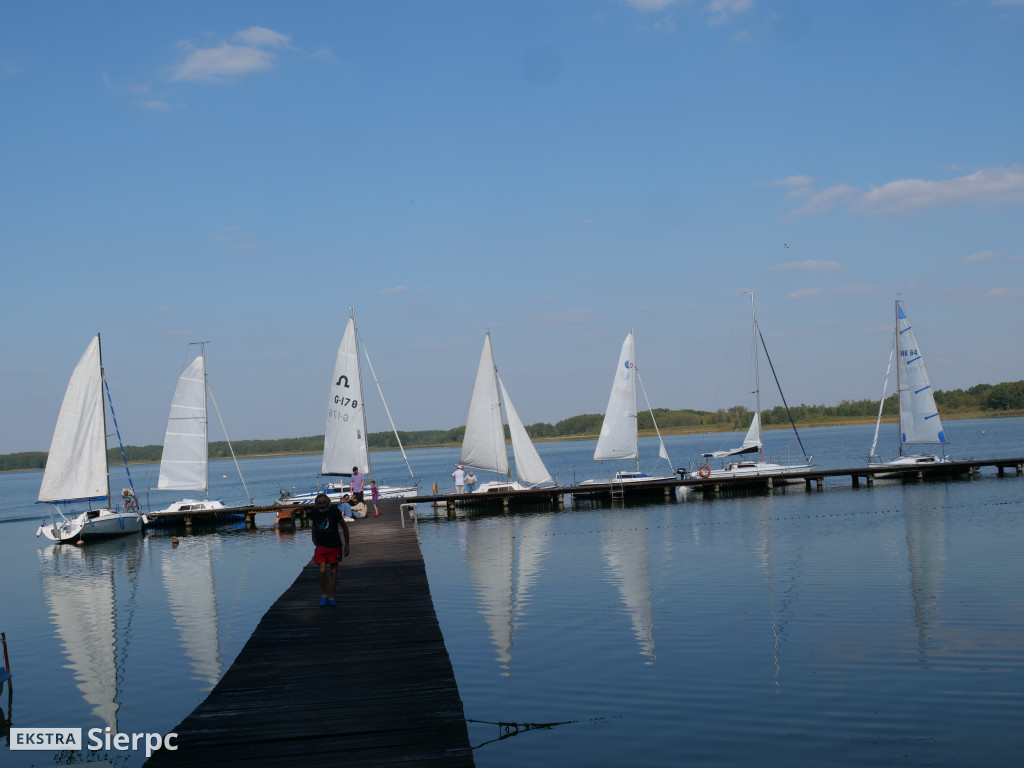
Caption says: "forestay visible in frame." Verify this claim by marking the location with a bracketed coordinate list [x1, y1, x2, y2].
[38, 336, 107, 504]
[158, 355, 208, 492]
[498, 376, 552, 485]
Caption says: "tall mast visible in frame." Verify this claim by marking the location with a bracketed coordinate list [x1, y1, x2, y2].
[745, 290, 764, 463]
[487, 330, 511, 482]
[351, 308, 371, 477]
[631, 329, 639, 473]
[97, 332, 112, 507]
[894, 299, 903, 458]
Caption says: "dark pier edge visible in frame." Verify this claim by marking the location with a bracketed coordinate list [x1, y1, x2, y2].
[144, 498, 475, 767]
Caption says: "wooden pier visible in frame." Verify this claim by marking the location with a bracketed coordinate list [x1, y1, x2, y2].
[406, 457, 1024, 514]
[144, 498, 474, 767]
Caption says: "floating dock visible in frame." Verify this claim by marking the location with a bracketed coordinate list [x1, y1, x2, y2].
[143, 499, 474, 767]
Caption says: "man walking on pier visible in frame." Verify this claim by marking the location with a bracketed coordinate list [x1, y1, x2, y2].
[311, 493, 350, 607]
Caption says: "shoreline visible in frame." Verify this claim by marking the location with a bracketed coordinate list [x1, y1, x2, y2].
[3, 411, 1020, 474]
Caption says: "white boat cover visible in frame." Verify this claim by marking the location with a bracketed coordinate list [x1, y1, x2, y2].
[594, 331, 638, 462]
[38, 336, 108, 503]
[158, 355, 208, 491]
[460, 333, 510, 476]
[897, 302, 947, 446]
[322, 316, 370, 476]
[704, 412, 762, 459]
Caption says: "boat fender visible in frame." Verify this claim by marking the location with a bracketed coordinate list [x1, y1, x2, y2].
[698, 465, 711, 478]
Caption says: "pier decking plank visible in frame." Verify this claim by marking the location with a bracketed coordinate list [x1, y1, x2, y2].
[145, 499, 474, 768]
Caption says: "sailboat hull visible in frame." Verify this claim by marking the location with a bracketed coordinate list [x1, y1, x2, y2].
[866, 454, 967, 479]
[274, 483, 418, 508]
[685, 461, 813, 485]
[36, 509, 144, 543]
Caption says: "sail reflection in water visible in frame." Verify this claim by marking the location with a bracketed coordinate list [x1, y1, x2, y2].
[602, 522, 656, 663]
[39, 537, 144, 732]
[160, 536, 223, 688]
[464, 515, 553, 675]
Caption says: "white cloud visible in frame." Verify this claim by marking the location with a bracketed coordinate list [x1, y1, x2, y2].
[955, 250, 1000, 264]
[168, 27, 293, 82]
[787, 288, 820, 300]
[380, 285, 408, 294]
[769, 260, 844, 273]
[789, 184, 858, 216]
[708, 0, 754, 26]
[234, 27, 292, 49]
[771, 175, 814, 187]
[170, 42, 276, 82]
[855, 166, 1024, 215]
[622, 0, 678, 9]
[778, 165, 1024, 218]
[985, 288, 1024, 299]
[141, 100, 173, 112]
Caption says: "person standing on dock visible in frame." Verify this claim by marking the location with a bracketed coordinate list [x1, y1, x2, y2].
[465, 471, 477, 493]
[452, 465, 465, 493]
[351, 466, 366, 503]
[370, 480, 380, 517]
[310, 493, 350, 607]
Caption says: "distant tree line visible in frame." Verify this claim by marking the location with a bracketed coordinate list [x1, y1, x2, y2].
[3, 380, 1022, 472]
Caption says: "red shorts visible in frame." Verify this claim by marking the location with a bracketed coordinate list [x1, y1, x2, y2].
[314, 546, 343, 564]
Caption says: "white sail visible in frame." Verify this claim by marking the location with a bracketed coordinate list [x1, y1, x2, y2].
[460, 333, 510, 476]
[322, 316, 370, 476]
[158, 355, 208, 492]
[498, 375, 552, 486]
[704, 412, 761, 459]
[594, 331, 638, 462]
[39, 336, 108, 504]
[896, 302, 947, 448]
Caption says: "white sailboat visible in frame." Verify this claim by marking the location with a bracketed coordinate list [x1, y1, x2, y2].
[689, 292, 813, 483]
[459, 331, 553, 493]
[576, 331, 674, 495]
[867, 300, 957, 475]
[148, 344, 252, 521]
[276, 312, 417, 507]
[36, 335, 145, 542]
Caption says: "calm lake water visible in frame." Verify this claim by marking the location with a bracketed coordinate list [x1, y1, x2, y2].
[1, 418, 1023, 767]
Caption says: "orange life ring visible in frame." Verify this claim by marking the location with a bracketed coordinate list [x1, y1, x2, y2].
[698, 465, 711, 478]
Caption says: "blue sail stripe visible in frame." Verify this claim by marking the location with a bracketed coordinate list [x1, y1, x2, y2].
[925, 413, 939, 420]
[915, 385, 931, 394]
[906, 355, 922, 365]
[899, 326, 912, 334]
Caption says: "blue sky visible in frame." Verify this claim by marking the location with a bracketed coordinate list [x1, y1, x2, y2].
[2, 0, 1023, 455]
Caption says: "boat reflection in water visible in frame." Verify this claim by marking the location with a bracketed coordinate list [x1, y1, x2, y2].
[602, 520, 656, 664]
[39, 536, 144, 731]
[465, 515, 553, 676]
[160, 536, 224, 689]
